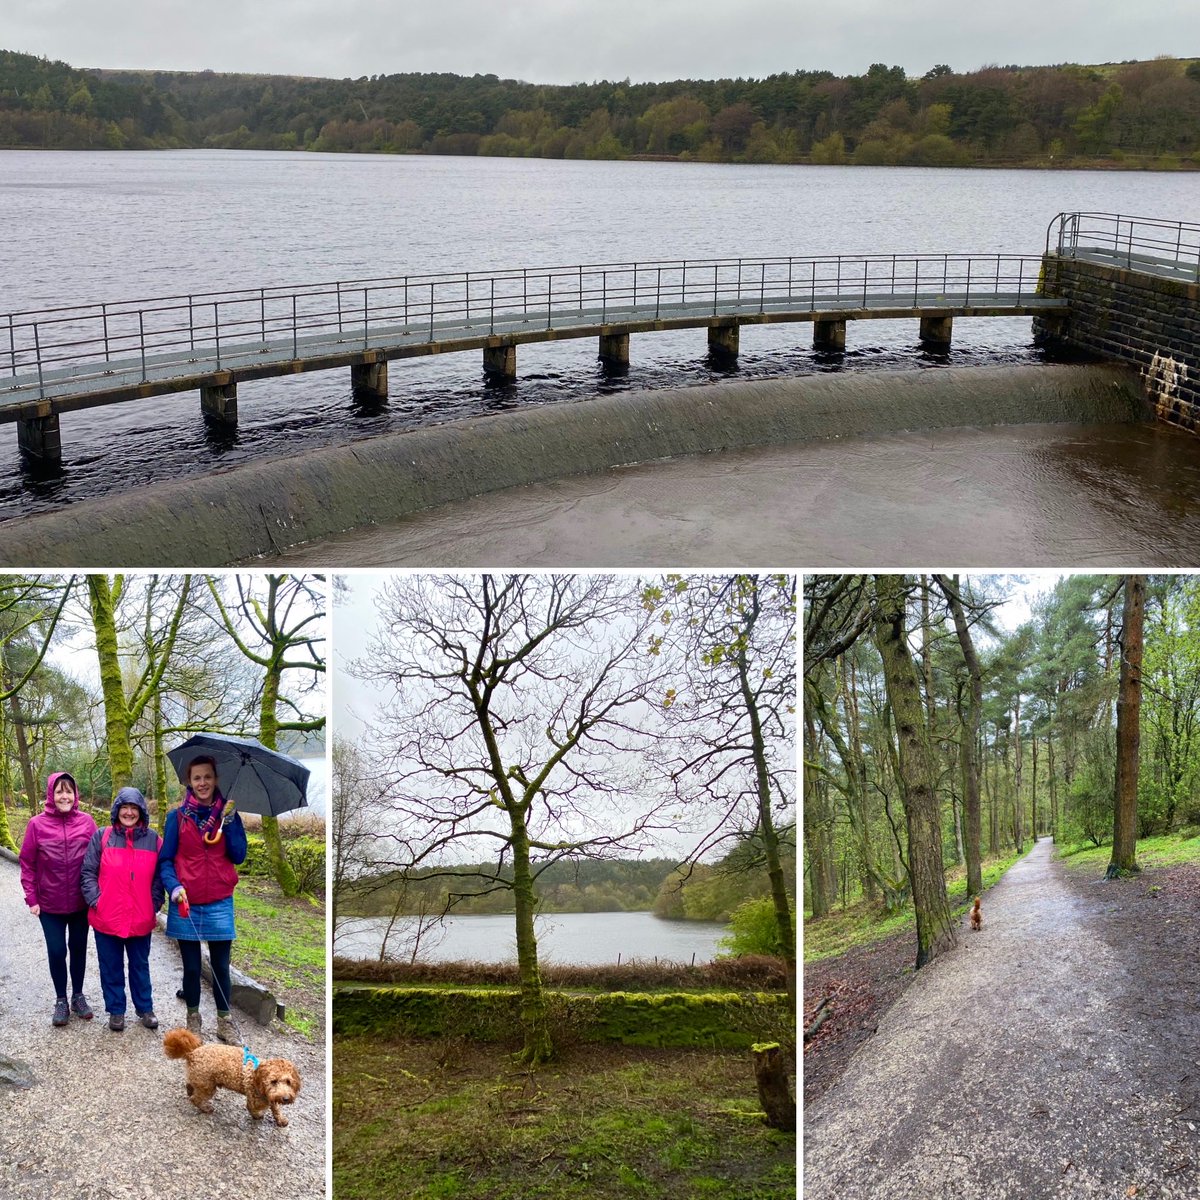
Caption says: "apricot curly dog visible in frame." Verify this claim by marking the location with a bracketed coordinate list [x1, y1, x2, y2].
[164, 1027, 301, 1126]
[970, 895, 983, 931]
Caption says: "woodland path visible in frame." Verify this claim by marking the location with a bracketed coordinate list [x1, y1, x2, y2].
[804, 837, 1200, 1199]
[0, 854, 325, 1199]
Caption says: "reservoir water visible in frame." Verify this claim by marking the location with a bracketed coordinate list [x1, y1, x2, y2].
[334, 910, 730, 966]
[2, 151, 1198, 519]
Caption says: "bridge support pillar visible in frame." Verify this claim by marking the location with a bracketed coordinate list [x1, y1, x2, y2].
[813, 319, 846, 353]
[483, 343, 517, 380]
[919, 315, 953, 350]
[598, 332, 629, 368]
[17, 411, 62, 467]
[351, 360, 388, 399]
[707, 322, 739, 364]
[201, 381, 238, 425]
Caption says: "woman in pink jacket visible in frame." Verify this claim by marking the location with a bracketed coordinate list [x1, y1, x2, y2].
[19, 771, 98, 1027]
[80, 787, 165, 1032]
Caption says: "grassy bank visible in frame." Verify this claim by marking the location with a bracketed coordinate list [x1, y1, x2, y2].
[1057, 832, 1200, 873]
[803, 849, 1023, 962]
[233, 874, 325, 1038]
[334, 1034, 795, 1200]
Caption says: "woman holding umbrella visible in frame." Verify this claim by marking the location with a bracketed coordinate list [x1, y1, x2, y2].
[159, 755, 247, 1044]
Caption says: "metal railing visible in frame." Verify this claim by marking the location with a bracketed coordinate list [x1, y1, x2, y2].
[1, 253, 1046, 403]
[1047, 212, 1200, 280]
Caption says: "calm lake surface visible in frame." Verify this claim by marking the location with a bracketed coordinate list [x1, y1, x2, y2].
[2, 151, 1198, 517]
[335, 910, 729, 966]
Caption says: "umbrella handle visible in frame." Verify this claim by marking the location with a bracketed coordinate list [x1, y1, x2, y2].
[203, 801, 236, 845]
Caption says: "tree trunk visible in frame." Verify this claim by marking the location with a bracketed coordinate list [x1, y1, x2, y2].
[872, 575, 957, 969]
[938, 576, 983, 896]
[737, 610, 796, 1007]
[1108, 575, 1145, 879]
[6, 690, 38, 815]
[803, 706, 835, 919]
[510, 815, 553, 1065]
[751, 1042, 796, 1132]
[259, 664, 301, 897]
[88, 575, 135, 791]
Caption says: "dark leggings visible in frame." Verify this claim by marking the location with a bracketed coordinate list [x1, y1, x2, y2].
[38, 909, 90, 998]
[179, 939, 233, 1012]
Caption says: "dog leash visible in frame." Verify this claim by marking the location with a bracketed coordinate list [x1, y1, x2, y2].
[175, 891, 257, 1065]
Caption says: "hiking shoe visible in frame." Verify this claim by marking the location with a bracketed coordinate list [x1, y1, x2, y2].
[216, 1013, 238, 1045]
[52, 998, 69, 1027]
[71, 993, 94, 1020]
[186, 1010, 202, 1035]
[108, 1013, 125, 1032]
[137, 1011, 159, 1030]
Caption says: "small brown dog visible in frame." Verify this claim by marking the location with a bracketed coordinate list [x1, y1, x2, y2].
[164, 1028, 301, 1126]
[969, 896, 983, 931]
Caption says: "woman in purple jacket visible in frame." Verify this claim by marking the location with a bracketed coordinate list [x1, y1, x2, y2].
[19, 771, 99, 1026]
[81, 788, 165, 1033]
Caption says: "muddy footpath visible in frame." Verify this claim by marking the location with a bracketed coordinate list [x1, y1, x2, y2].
[0, 854, 325, 1199]
[804, 837, 1200, 1199]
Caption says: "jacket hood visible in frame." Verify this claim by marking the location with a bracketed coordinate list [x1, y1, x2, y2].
[110, 787, 150, 827]
[45, 771, 79, 814]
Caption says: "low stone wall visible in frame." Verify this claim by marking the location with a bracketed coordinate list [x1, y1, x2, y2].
[1036, 255, 1199, 432]
[0, 363, 1144, 566]
[334, 985, 793, 1051]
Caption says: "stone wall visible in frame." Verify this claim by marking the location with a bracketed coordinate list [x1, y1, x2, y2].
[1036, 255, 1199, 432]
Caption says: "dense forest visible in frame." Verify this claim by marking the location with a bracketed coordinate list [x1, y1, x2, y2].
[804, 575, 1197, 967]
[2, 47, 1197, 167]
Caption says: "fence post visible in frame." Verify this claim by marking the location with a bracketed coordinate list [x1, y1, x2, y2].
[33, 322, 45, 398]
[138, 310, 147, 382]
[337, 285, 344, 335]
[102, 303, 110, 363]
[361, 288, 368, 351]
[260, 288, 266, 343]
[490, 277, 495, 336]
[656, 267, 661, 320]
[429, 283, 435, 342]
[189, 296, 195, 353]
[760, 262, 766, 313]
[965, 259, 972, 305]
[7, 313, 15, 377]
[214, 303, 221, 370]
[602, 270, 607, 323]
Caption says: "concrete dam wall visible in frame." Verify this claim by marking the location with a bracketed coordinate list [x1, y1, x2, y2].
[0, 363, 1146, 567]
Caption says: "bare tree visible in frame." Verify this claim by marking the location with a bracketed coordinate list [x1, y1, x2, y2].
[206, 573, 326, 895]
[649, 574, 796, 1005]
[354, 573, 675, 1065]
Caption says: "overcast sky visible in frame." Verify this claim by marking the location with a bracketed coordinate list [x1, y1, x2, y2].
[9, 1, 1198, 84]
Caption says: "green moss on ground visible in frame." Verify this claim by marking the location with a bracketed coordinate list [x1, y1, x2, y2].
[333, 1035, 795, 1200]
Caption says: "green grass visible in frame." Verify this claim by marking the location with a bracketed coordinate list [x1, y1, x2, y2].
[334, 1036, 795, 1200]
[233, 875, 325, 1037]
[803, 849, 1023, 962]
[1057, 831, 1200, 872]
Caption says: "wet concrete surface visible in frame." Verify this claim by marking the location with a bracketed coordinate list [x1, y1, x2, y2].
[0, 854, 325, 1199]
[803, 838, 1200, 1199]
[263, 421, 1200, 567]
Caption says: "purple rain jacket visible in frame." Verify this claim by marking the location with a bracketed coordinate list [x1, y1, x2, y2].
[19, 771, 99, 914]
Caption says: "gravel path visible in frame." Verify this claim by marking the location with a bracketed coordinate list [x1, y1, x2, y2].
[0, 854, 325, 1199]
[804, 837, 1200, 1199]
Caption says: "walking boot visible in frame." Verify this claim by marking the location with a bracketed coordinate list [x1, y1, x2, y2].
[216, 1012, 238, 1045]
[137, 1011, 159, 1030]
[71, 993, 94, 1020]
[186, 1009, 202, 1035]
[52, 998, 69, 1027]
[108, 1013, 125, 1032]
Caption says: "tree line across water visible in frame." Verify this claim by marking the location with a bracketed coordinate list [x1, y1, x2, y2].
[805, 574, 1182, 970]
[2, 47, 1198, 168]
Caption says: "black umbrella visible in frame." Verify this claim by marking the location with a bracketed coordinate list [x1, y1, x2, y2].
[167, 733, 310, 817]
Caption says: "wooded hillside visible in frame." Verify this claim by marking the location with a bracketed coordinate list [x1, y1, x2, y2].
[2, 48, 1197, 167]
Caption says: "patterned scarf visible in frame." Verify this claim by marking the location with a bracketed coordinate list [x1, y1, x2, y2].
[179, 787, 227, 839]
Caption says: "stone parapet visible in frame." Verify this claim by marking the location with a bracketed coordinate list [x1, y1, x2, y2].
[1036, 255, 1199, 432]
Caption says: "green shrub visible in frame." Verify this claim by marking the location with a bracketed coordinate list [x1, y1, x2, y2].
[719, 896, 794, 958]
[241, 834, 325, 893]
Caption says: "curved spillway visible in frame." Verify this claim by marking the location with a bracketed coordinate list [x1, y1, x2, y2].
[0, 363, 1146, 567]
